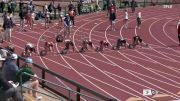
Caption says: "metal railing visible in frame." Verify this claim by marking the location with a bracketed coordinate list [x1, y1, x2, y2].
[17, 56, 117, 101]
[20, 72, 101, 101]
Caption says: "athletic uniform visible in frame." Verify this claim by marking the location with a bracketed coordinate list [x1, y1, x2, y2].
[137, 12, 141, 28]
[25, 43, 36, 53]
[56, 34, 63, 43]
[124, 10, 128, 28]
[68, 10, 75, 26]
[109, 5, 116, 22]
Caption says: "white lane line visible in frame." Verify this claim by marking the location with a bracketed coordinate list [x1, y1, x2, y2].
[159, 51, 180, 58]
[104, 70, 180, 91]
[63, 55, 93, 67]
[83, 54, 116, 66]
[149, 68, 180, 79]
[15, 29, 94, 67]
[126, 69, 180, 89]
[121, 52, 156, 63]
[81, 72, 146, 101]
[103, 54, 136, 64]
[140, 50, 180, 63]
[146, 17, 180, 84]
[87, 10, 157, 101]
[116, 12, 180, 99]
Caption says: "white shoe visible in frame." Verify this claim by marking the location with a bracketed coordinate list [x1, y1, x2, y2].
[8, 81, 19, 88]
[36, 96, 42, 100]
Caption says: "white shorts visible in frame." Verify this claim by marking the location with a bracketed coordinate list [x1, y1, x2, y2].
[22, 81, 32, 89]
[112, 20, 115, 24]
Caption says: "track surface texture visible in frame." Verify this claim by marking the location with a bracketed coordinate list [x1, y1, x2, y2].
[3, 5, 180, 101]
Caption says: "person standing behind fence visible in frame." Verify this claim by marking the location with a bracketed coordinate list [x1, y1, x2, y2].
[177, 20, 180, 45]
[0, 77, 23, 101]
[15, 58, 42, 100]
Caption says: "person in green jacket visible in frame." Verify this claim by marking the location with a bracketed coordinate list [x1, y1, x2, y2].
[15, 58, 42, 100]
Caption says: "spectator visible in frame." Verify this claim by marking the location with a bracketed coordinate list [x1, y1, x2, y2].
[7, 3, 13, 15]
[0, 0, 5, 13]
[19, 6, 26, 31]
[57, 3, 62, 21]
[44, 3, 48, 11]
[2, 11, 8, 30]
[123, 0, 130, 7]
[2, 53, 18, 81]
[19, 0, 23, 12]
[0, 77, 23, 101]
[0, 50, 6, 69]
[10, 0, 17, 15]
[15, 58, 42, 100]
[48, 2, 53, 14]
[131, 0, 137, 13]
[68, 1, 74, 11]
[77, 1, 82, 15]
[4, 16, 13, 42]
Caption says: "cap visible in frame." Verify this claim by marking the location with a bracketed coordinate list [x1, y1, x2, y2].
[25, 58, 33, 63]
[11, 53, 18, 60]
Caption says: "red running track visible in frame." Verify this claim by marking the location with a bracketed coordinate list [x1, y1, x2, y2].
[3, 5, 180, 101]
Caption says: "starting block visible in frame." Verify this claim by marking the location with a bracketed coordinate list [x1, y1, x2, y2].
[163, 5, 172, 8]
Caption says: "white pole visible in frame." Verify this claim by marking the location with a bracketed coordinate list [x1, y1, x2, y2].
[97, 0, 99, 5]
